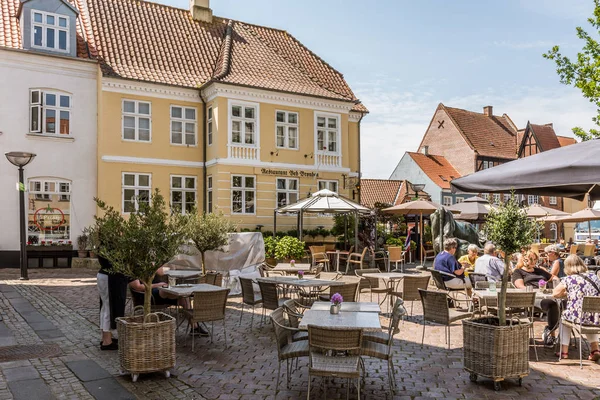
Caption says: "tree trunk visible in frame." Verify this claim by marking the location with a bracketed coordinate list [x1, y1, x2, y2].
[143, 279, 152, 318]
[498, 253, 510, 326]
[201, 252, 206, 275]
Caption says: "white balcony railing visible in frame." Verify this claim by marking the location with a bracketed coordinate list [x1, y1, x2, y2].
[316, 152, 341, 167]
[228, 144, 259, 161]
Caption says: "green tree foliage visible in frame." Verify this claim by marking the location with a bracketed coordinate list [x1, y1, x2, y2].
[544, 1, 600, 140]
[185, 210, 237, 274]
[94, 190, 188, 317]
[484, 193, 536, 325]
[274, 236, 305, 260]
[263, 235, 278, 259]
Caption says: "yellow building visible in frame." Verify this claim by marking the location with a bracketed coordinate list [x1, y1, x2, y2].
[87, 0, 366, 231]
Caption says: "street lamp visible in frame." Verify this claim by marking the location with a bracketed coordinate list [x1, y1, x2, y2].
[5, 151, 36, 280]
[411, 183, 426, 199]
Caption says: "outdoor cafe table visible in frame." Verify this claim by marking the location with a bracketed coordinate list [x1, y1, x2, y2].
[256, 276, 344, 301]
[326, 250, 350, 272]
[159, 283, 223, 334]
[362, 271, 427, 313]
[299, 309, 382, 331]
[310, 301, 381, 313]
[270, 263, 312, 275]
[164, 270, 203, 280]
[472, 288, 558, 311]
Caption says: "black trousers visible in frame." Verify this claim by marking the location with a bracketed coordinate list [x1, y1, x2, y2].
[108, 273, 129, 330]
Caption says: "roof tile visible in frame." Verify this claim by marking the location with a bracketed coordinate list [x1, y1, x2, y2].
[557, 135, 577, 147]
[530, 123, 561, 151]
[407, 152, 461, 190]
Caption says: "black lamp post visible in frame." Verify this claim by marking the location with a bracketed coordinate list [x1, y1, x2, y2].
[5, 151, 36, 280]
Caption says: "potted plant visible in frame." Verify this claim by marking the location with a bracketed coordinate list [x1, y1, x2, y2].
[94, 190, 188, 382]
[86, 226, 99, 258]
[330, 293, 343, 314]
[185, 210, 237, 274]
[77, 234, 88, 258]
[264, 236, 278, 266]
[463, 193, 536, 390]
[275, 236, 305, 262]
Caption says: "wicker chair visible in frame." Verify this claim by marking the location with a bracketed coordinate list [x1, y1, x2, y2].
[338, 246, 354, 271]
[467, 272, 490, 288]
[355, 269, 389, 303]
[418, 289, 472, 349]
[239, 277, 262, 328]
[282, 299, 309, 342]
[390, 275, 431, 316]
[560, 296, 600, 368]
[319, 279, 360, 303]
[270, 307, 309, 392]
[258, 280, 289, 323]
[307, 325, 363, 400]
[346, 247, 368, 274]
[429, 269, 471, 308]
[361, 299, 407, 395]
[183, 288, 230, 351]
[310, 246, 330, 271]
[370, 248, 389, 271]
[388, 247, 405, 272]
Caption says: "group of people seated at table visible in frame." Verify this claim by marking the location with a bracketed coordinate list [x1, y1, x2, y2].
[434, 238, 600, 362]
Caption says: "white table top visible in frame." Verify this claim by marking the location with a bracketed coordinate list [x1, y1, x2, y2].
[299, 310, 382, 331]
[473, 288, 555, 300]
[257, 276, 344, 287]
[160, 283, 222, 297]
[310, 301, 381, 313]
[271, 263, 312, 272]
[164, 270, 203, 279]
[363, 271, 425, 280]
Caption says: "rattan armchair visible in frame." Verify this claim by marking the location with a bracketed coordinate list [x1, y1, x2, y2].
[346, 247, 368, 274]
[559, 296, 600, 368]
[429, 269, 471, 308]
[258, 280, 289, 323]
[282, 299, 309, 342]
[390, 275, 431, 316]
[318, 278, 360, 302]
[355, 269, 389, 303]
[387, 246, 405, 272]
[270, 307, 309, 392]
[239, 277, 262, 328]
[183, 288, 230, 351]
[418, 289, 472, 349]
[307, 325, 363, 400]
[361, 299, 407, 395]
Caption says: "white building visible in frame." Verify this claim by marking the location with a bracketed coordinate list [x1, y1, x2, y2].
[0, 0, 97, 266]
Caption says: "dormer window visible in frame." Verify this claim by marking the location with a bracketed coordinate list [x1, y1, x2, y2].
[31, 10, 69, 52]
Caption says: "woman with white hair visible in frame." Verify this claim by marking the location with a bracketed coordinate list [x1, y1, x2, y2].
[458, 244, 479, 272]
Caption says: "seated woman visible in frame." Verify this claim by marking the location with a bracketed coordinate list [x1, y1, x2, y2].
[553, 255, 600, 361]
[545, 244, 565, 280]
[512, 250, 559, 346]
[457, 244, 479, 272]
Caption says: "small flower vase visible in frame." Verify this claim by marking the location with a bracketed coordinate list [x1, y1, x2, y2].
[539, 283, 546, 292]
[330, 304, 340, 315]
[298, 273, 303, 280]
[290, 261, 295, 267]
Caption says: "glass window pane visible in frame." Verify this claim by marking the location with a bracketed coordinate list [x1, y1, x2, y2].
[139, 118, 150, 130]
[171, 120, 182, 133]
[124, 101, 135, 113]
[289, 193, 298, 204]
[59, 17, 67, 27]
[31, 106, 40, 132]
[328, 131, 336, 151]
[138, 102, 150, 115]
[288, 127, 297, 148]
[207, 177, 212, 188]
[276, 127, 285, 147]
[245, 177, 254, 188]
[232, 191, 242, 213]
[277, 179, 285, 190]
[171, 176, 182, 188]
[124, 199, 136, 213]
[31, 91, 40, 104]
[185, 133, 195, 146]
[232, 176, 242, 187]
[172, 132, 182, 144]
[34, 13, 42, 23]
[47, 15, 55, 25]
[59, 95, 70, 108]
[45, 109, 56, 133]
[245, 191, 255, 213]
[185, 191, 195, 204]
[46, 93, 56, 106]
[47, 28, 55, 48]
[276, 111, 285, 123]
[59, 111, 69, 134]
[58, 30, 67, 50]
[171, 107, 182, 118]
[138, 175, 150, 187]
[317, 117, 326, 127]
[277, 192, 287, 207]
[245, 107, 255, 119]
[185, 177, 195, 189]
[289, 180, 298, 190]
[207, 107, 212, 119]
[138, 190, 150, 203]
[317, 130, 324, 149]
[328, 118, 337, 128]
[185, 122, 195, 134]
[33, 26, 42, 46]
[231, 105, 241, 117]
[288, 113, 297, 124]
[171, 191, 182, 203]
[124, 174, 135, 186]
[138, 130, 150, 141]
[331, 182, 338, 192]
[185, 108, 196, 120]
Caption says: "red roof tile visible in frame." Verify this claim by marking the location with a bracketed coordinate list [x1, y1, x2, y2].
[360, 179, 402, 208]
[557, 135, 578, 147]
[407, 152, 461, 190]
[530, 123, 561, 151]
[442, 104, 518, 159]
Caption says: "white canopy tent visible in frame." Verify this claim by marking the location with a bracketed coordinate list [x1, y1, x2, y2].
[274, 188, 371, 245]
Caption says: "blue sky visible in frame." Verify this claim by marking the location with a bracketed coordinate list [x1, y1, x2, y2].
[154, 0, 598, 178]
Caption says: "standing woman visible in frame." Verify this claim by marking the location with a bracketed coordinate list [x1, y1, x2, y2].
[97, 254, 118, 350]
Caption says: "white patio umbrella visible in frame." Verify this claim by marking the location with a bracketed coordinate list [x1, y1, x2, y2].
[554, 208, 600, 240]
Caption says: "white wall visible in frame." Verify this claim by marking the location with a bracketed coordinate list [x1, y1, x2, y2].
[0, 48, 97, 251]
[389, 153, 442, 204]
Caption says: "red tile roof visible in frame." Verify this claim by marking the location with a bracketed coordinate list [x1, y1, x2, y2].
[557, 135, 578, 147]
[530, 123, 561, 151]
[1, 0, 366, 108]
[360, 179, 402, 208]
[442, 104, 518, 159]
[407, 152, 461, 190]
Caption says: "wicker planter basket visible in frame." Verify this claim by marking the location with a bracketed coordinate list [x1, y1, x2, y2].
[117, 312, 175, 382]
[463, 317, 530, 390]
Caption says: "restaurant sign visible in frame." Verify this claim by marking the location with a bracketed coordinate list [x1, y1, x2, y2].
[258, 168, 320, 178]
[34, 205, 66, 231]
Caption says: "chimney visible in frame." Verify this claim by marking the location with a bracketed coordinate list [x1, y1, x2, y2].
[190, 0, 212, 23]
[483, 106, 493, 117]
[422, 145, 429, 155]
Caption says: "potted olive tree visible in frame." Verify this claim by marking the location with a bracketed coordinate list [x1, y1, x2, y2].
[94, 190, 188, 382]
[463, 193, 536, 390]
[185, 210, 237, 274]
[77, 234, 88, 258]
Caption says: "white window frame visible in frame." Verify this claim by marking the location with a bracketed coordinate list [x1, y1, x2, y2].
[550, 223, 558, 241]
[504, 193, 511, 203]
[229, 100, 259, 147]
[231, 175, 256, 215]
[121, 173, 152, 214]
[443, 196, 452, 206]
[122, 99, 152, 142]
[481, 193, 490, 201]
[276, 178, 299, 208]
[30, 10, 70, 53]
[275, 110, 299, 150]
[170, 105, 197, 146]
[207, 175, 213, 213]
[317, 180, 338, 193]
[527, 195, 539, 205]
[170, 175, 196, 215]
[455, 197, 464, 203]
[28, 178, 72, 241]
[29, 89, 72, 136]
[493, 194, 501, 205]
[549, 196, 557, 205]
[315, 112, 341, 154]
[207, 106, 213, 146]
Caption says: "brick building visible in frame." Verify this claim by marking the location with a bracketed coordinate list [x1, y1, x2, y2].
[360, 179, 430, 209]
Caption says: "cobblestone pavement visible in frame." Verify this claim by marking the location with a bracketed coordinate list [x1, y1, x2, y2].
[1, 266, 600, 399]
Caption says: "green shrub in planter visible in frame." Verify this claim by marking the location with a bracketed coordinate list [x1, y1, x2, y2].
[386, 237, 404, 247]
[263, 236, 278, 259]
[275, 236, 305, 261]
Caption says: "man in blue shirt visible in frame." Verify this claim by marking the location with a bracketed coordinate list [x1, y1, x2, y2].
[434, 237, 471, 290]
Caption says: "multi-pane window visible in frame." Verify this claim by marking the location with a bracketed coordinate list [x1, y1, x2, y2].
[207, 106, 213, 146]
[276, 178, 299, 207]
[170, 176, 196, 215]
[276, 111, 298, 149]
[316, 115, 339, 152]
[504, 193, 511, 203]
[443, 196, 452, 206]
[27, 178, 71, 242]
[318, 180, 338, 193]
[232, 175, 255, 214]
[231, 104, 256, 145]
[549, 196, 557, 205]
[123, 100, 151, 142]
[527, 195, 539, 205]
[550, 223, 558, 241]
[122, 173, 151, 213]
[31, 10, 69, 52]
[455, 197, 464, 203]
[170, 106, 196, 146]
[493, 194, 501, 205]
[30, 90, 71, 135]
[207, 176, 213, 213]
[481, 193, 490, 201]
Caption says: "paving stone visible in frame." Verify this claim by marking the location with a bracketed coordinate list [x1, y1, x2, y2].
[8, 378, 55, 400]
[66, 360, 112, 382]
[19, 312, 48, 323]
[83, 378, 135, 400]
[3, 366, 39, 382]
[36, 329, 64, 339]
[0, 337, 16, 347]
[28, 321, 57, 331]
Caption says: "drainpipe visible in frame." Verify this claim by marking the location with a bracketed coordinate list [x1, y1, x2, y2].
[201, 96, 207, 213]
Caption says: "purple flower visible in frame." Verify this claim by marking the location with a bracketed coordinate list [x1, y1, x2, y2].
[290, 259, 295, 263]
[331, 293, 343, 305]
[298, 270, 304, 277]
[539, 279, 547, 287]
